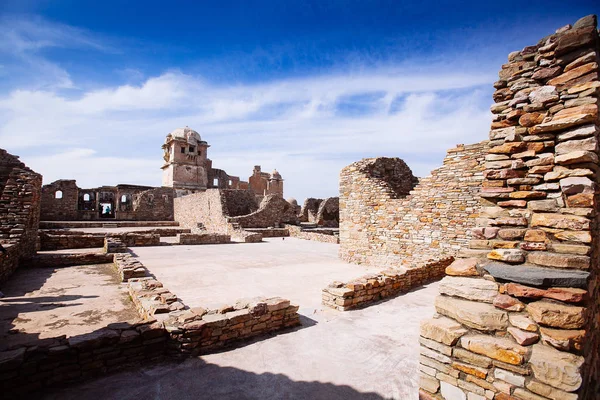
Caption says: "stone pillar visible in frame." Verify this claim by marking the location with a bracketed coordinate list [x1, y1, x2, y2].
[419, 15, 600, 400]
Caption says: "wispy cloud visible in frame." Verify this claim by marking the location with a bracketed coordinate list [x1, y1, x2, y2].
[0, 16, 495, 201]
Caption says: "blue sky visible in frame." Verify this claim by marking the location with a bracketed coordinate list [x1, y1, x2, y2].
[0, 1, 598, 200]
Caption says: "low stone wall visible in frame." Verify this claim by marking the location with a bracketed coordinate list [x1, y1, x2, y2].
[231, 229, 263, 243]
[103, 237, 127, 253]
[244, 228, 290, 237]
[322, 258, 452, 311]
[178, 233, 231, 245]
[286, 224, 340, 244]
[120, 233, 160, 247]
[23, 252, 114, 268]
[39, 221, 180, 229]
[0, 321, 167, 397]
[40, 232, 105, 250]
[113, 253, 147, 282]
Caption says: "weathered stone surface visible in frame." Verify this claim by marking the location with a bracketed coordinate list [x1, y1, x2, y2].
[420, 317, 468, 346]
[526, 379, 578, 400]
[530, 113, 597, 133]
[420, 345, 452, 364]
[509, 314, 537, 332]
[556, 124, 598, 142]
[452, 348, 493, 369]
[519, 112, 545, 127]
[547, 62, 599, 86]
[523, 229, 547, 242]
[445, 258, 479, 276]
[507, 327, 539, 346]
[440, 381, 466, 400]
[532, 66, 562, 80]
[420, 373, 440, 393]
[549, 242, 590, 256]
[420, 337, 452, 356]
[554, 230, 591, 243]
[420, 355, 460, 378]
[555, 137, 598, 156]
[539, 327, 585, 351]
[511, 388, 549, 400]
[505, 283, 587, 303]
[528, 86, 558, 104]
[452, 361, 488, 379]
[435, 296, 508, 331]
[555, 26, 597, 55]
[555, 150, 598, 165]
[497, 229, 526, 240]
[460, 335, 527, 365]
[487, 249, 525, 263]
[439, 277, 499, 303]
[495, 367, 526, 387]
[559, 176, 595, 196]
[529, 344, 584, 392]
[565, 192, 594, 207]
[483, 263, 589, 288]
[544, 165, 595, 181]
[493, 294, 524, 311]
[527, 300, 585, 329]
[527, 251, 590, 270]
[530, 213, 589, 230]
[489, 142, 527, 154]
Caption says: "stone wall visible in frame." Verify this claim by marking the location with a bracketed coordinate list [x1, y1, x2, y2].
[322, 258, 452, 311]
[0, 149, 42, 283]
[227, 194, 298, 228]
[40, 181, 174, 221]
[0, 321, 167, 397]
[178, 233, 231, 245]
[316, 197, 340, 227]
[174, 189, 229, 233]
[419, 15, 600, 400]
[286, 224, 340, 244]
[340, 144, 487, 268]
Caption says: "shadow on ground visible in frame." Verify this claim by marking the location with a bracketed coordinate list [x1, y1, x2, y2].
[42, 357, 386, 400]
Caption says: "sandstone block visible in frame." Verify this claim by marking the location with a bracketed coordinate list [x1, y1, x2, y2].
[508, 314, 537, 332]
[529, 343, 584, 391]
[487, 249, 525, 263]
[526, 379, 578, 400]
[452, 348, 493, 369]
[420, 337, 453, 356]
[539, 327, 585, 352]
[494, 368, 526, 387]
[505, 283, 586, 303]
[527, 251, 589, 270]
[555, 150, 598, 165]
[420, 317, 468, 346]
[441, 381, 466, 400]
[554, 230, 591, 243]
[507, 327, 539, 346]
[439, 277, 498, 303]
[528, 86, 558, 104]
[493, 294, 524, 311]
[460, 335, 527, 365]
[559, 176, 595, 195]
[435, 296, 508, 332]
[527, 300, 585, 329]
[452, 361, 488, 379]
[530, 213, 589, 230]
[446, 258, 479, 277]
[420, 373, 440, 394]
[556, 124, 597, 142]
[420, 345, 452, 364]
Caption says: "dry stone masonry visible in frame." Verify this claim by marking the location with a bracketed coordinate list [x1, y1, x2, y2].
[340, 143, 487, 269]
[419, 15, 600, 400]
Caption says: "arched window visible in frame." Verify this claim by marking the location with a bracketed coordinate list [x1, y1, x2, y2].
[55, 190, 63, 199]
[213, 178, 219, 186]
[83, 193, 90, 201]
[121, 195, 128, 203]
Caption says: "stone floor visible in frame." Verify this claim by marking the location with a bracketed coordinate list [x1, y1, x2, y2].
[43, 282, 439, 399]
[130, 238, 381, 310]
[0, 264, 139, 350]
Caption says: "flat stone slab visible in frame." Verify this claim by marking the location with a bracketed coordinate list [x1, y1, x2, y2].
[483, 262, 589, 288]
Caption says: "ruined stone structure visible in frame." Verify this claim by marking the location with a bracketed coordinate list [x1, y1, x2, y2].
[418, 15, 600, 400]
[174, 189, 298, 238]
[0, 149, 42, 283]
[161, 126, 283, 198]
[300, 197, 340, 227]
[339, 144, 487, 268]
[40, 181, 174, 221]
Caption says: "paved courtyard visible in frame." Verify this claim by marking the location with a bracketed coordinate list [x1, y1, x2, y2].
[130, 238, 381, 310]
[41, 238, 439, 399]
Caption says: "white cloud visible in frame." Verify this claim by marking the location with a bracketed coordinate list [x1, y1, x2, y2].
[0, 17, 495, 201]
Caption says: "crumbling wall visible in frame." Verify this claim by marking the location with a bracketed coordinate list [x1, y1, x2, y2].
[132, 187, 175, 220]
[419, 15, 600, 400]
[221, 189, 258, 216]
[339, 145, 486, 268]
[299, 198, 322, 222]
[316, 197, 339, 227]
[40, 180, 78, 221]
[173, 189, 229, 233]
[0, 149, 42, 282]
[227, 194, 299, 228]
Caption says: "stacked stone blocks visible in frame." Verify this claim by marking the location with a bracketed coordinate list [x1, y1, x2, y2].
[419, 15, 600, 400]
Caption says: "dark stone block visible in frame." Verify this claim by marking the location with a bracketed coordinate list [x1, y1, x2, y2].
[483, 262, 590, 288]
